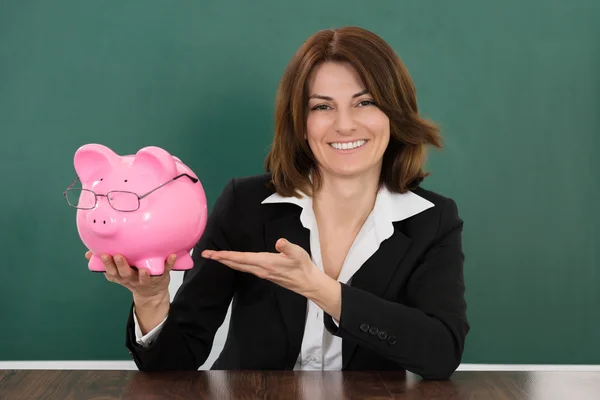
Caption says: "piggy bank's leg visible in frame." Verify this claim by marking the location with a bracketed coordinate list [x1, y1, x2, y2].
[135, 257, 166, 276]
[88, 254, 106, 273]
[172, 252, 194, 271]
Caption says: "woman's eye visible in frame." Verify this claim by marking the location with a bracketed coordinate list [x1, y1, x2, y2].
[311, 104, 331, 111]
[358, 100, 376, 107]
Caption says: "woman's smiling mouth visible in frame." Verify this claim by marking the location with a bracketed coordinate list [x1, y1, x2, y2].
[328, 139, 368, 151]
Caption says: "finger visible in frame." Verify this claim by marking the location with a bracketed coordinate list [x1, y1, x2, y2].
[165, 254, 177, 273]
[85, 251, 92, 261]
[102, 254, 119, 278]
[216, 258, 269, 279]
[201, 250, 215, 258]
[138, 267, 151, 285]
[114, 254, 134, 279]
[211, 250, 275, 266]
[275, 238, 303, 259]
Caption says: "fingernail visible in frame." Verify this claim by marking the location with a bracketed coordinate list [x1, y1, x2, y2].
[101, 254, 108, 262]
[114, 255, 121, 263]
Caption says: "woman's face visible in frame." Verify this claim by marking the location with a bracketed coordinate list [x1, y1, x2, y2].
[306, 61, 390, 182]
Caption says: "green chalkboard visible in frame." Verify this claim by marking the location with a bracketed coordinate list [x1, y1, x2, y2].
[1, 0, 598, 364]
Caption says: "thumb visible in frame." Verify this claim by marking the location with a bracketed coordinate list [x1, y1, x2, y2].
[276, 238, 303, 258]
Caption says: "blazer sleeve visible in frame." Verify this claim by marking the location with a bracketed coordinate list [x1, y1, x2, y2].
[323, 197, 469, 380]
[125, 179, 239, 371]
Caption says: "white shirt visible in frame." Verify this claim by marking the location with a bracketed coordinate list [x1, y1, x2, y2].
[133, 184, 434, 370]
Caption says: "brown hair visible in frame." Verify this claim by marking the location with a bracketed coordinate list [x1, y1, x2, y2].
[264, 26, 442, 197]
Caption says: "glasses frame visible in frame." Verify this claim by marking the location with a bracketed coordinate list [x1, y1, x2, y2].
[63, 173, 198, 212]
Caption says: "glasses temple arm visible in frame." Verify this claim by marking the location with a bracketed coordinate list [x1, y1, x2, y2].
[138, 173, 198, 199]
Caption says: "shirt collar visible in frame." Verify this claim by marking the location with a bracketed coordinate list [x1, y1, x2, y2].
[261, 184, 435, 236]
[261, 189, 315, 230]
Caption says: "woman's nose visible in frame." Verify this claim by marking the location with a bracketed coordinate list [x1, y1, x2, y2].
[334, 109, 357, 134]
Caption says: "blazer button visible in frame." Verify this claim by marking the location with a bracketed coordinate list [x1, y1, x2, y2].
[368, 326, 379, 335]
[360, 323, 370, 332]
[387, 336, 397, 345]
[377, 330, 388, 340]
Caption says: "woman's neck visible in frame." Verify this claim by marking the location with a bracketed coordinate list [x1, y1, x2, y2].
[312, 172, 380, 232]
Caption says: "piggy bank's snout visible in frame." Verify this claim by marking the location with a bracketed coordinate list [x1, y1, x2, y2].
[87, 211, 119, 237]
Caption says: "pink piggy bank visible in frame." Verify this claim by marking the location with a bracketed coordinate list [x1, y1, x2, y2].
[65, 143, 208, 276]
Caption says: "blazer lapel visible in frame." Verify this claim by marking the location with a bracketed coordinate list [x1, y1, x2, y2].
[264, 209, 310, 370]
[342, 223, 412, 369]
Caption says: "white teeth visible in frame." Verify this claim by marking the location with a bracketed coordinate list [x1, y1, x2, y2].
[330, 140, 366, 150]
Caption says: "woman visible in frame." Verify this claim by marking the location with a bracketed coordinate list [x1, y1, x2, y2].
[91, 26, 469, 380]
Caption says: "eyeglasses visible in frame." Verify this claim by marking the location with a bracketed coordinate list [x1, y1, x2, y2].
[63, 173, 198, 212]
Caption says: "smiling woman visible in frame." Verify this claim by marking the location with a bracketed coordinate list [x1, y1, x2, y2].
[97, 26, 469, 380]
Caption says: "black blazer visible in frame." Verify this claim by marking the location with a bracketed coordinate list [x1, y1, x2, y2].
[125, 173, 469, 380]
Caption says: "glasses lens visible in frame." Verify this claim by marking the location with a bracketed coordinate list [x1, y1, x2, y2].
[66, 189, 96, 209]
[108, 191, 139, 211]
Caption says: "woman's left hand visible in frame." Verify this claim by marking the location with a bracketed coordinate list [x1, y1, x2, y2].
[201, 238, 319, 295]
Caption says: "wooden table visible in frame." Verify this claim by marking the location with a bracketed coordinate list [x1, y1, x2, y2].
[1, 369, 599, 399]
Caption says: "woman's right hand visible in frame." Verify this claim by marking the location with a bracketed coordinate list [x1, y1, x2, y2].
[85, 251, 175, 302]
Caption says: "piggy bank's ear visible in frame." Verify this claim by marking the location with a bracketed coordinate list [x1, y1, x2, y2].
[74, 144, 118, 183]
[133, 146, 177, 180]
